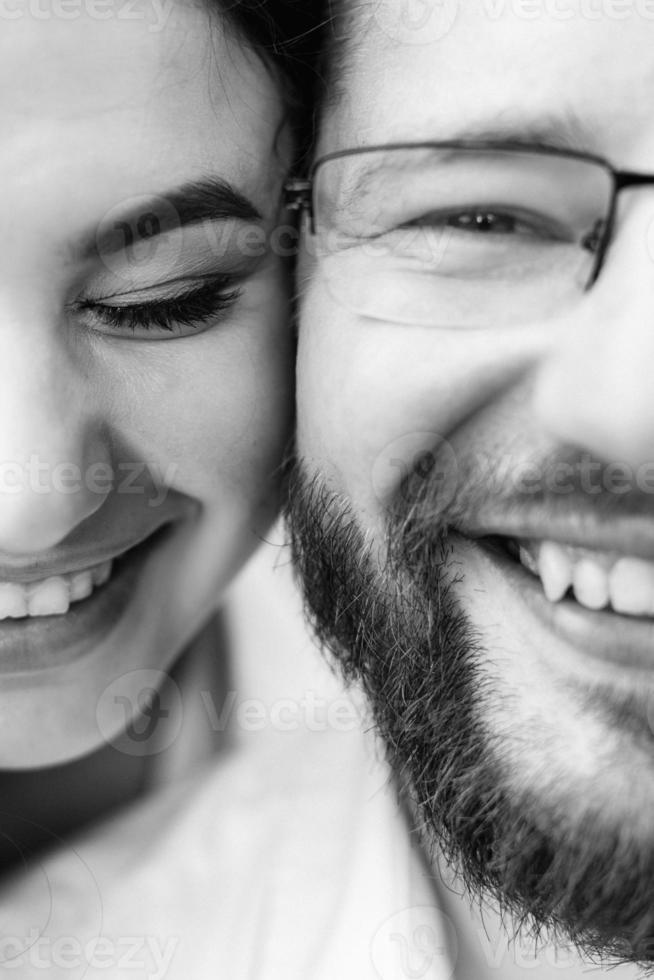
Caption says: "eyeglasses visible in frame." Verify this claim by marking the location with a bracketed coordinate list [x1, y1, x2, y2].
[285, 142, 654, 329]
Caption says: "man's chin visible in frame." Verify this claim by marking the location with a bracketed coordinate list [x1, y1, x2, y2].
[454, 531, 654, 816]
[286, 461, 654, 971]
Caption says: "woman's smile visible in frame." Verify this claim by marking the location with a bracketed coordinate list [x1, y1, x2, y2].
[0, 487, 193, 673]
[0, 558, 114, 619]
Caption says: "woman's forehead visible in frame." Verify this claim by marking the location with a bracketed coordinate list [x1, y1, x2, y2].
[0, 6, 287, 237]
[1, 6, 210, 113]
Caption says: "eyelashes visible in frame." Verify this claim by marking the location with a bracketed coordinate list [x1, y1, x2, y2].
[77, 276, 243, 337]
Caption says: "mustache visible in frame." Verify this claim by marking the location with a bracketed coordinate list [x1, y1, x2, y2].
[395, 443, 654, 543]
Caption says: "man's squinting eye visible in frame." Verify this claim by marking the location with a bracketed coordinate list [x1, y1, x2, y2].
[407, 205, 571, 241]
[74, 275, 243, 340]
[447, 209, 525, 234]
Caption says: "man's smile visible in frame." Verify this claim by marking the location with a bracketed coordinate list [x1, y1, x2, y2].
[513, 538, 654, 615]
[471, 532, 654, 672]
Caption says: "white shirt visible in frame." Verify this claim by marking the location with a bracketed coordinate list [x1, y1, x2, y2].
[0, 527, 455, 980]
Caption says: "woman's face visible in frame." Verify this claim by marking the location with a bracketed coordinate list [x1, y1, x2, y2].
[0, 4, 293, 765]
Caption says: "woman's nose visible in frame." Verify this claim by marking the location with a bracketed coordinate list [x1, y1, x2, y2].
[0, 320, 111, 554]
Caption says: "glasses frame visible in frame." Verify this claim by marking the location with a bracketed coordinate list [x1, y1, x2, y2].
[285, 141, 654, 286]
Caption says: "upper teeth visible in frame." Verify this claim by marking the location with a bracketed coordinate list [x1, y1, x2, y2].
[518, 540, 654, 617]
[0, 560, 113, 621]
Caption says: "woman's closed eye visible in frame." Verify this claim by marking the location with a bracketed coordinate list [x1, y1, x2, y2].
[75, 274, 243, 340]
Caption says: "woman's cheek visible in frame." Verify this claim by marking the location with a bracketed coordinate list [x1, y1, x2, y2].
[100, 302, 293, 513]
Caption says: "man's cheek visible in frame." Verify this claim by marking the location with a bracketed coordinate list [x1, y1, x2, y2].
[297, 276, 538, 519]
[299, 359, 458, 528]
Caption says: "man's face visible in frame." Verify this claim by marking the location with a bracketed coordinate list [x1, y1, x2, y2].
[293, 0, 654, 965]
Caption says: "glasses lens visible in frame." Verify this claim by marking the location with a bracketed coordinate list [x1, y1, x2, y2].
[312, 146, 613, 329]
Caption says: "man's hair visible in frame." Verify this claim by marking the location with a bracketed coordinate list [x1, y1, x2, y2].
[318, 0, 357, 110]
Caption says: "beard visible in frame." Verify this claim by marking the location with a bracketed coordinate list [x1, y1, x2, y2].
[285, 449, 654, 970]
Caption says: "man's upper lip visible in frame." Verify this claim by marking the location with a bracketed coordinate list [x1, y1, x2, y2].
[460, 516, 654, 562]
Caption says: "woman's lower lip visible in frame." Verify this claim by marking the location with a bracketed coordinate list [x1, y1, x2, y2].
[473, 536, 654, 672]
[0, 526, 172, 675]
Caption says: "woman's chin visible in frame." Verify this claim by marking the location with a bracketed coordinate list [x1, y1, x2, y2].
[0, 513, 234, 769]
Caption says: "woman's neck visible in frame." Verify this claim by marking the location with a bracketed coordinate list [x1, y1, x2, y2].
[0, 613, 229, 878]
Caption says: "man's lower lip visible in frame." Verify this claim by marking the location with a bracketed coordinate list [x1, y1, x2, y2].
[0, 526, 171, 675]
[474, 536, 654, 672]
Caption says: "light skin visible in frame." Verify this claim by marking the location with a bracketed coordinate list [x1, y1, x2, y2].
[0, 3, 293, 777]
[295, 0, 654, 973]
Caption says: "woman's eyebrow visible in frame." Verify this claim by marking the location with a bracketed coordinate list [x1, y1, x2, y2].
[85, 176, 263, 259]
[162, 177, 263, 225]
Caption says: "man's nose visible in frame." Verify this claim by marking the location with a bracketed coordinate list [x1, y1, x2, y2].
[532, 205, 654, 470]
[0, 317, 111, 554]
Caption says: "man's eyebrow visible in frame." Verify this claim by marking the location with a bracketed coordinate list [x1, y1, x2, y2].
[87, 177, 263, 259]
[436, 109, 597, 155]
[322, 110, 600, 188]
[325, 110, 601, 210]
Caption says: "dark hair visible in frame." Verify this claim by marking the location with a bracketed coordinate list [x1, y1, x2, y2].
[220, 1, 328, 165]
[316, 0, 362, 118]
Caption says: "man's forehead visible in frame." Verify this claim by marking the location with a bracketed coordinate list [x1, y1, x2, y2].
[321, 1, 654, 168]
